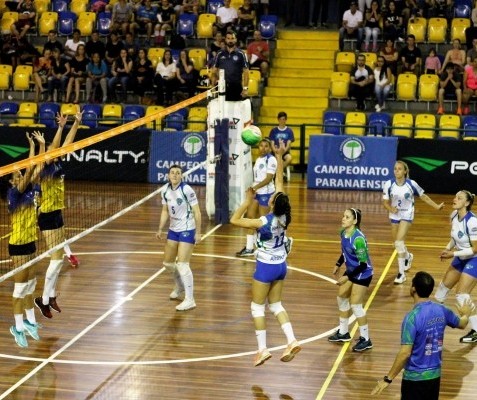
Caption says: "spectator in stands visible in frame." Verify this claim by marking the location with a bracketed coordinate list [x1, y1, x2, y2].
[131, 47, 154, 104]
[208, 31, 224, 66]
[349, 53, 375, 110]
[247, 30, 270, 79]
[154, 49, 177, 105]
[43, 29, 64, 54]
[374, 55, 392, 112]
[66, 44, 89, 104]
[136, 0, 158, 46]
[309, 0, 329, 28]
[0, 32, 18, 69]
[339, 1, 363, 52]
[400, 34, 421, 75]
[236, 0, 256, 47]
[33, 48, 52, 102]
[176, 49, 198, 98]
[400, 0, 418, 26]
[64, 29, 85, 60]
[380, 38, 399, 77]
[105, 31, 125, 69]
[364, 0, 381, 52]
[108, 48, 133, 102]
[214, 0, 239, 36]
[10, 0, 35, 40]
[467, 38, 477, 66]
[424, 48, 441, 74]
[181, 0, 201, 15]
[269, 111, 295, 177]
[15, 35, 38, 66]
[465, 2, 477, 51]
[383, 1, 404, 42]
[441, 39, 466, 73]
[211, 31, 249, 101]
[85, 30, 106, 59]
[154, 0, 175, 47]
[123, 32, 139, 61]
[437, 62, 462, 115]
[111, 0, 138, 37]
[427, 0, 453, 20]
[86, 52, 108, 103]
[47, 47, 70, 102]
[462, 57, 477, 115]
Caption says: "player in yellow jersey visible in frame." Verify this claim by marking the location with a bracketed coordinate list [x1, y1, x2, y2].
[7, 131, 45, 348]
[35, 111, 82, 319]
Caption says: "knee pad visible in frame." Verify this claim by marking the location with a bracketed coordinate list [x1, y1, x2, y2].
[176, 262, 191, 276]
[26, 278, 37, 295]
[268, 301, 286, 317]
[434, 282, 450, 303]
[337, 296, 350, 312]
[163, 262, 176, 273]
[394, 240, 406, 254]
[351, 303, 366, 318]
[251, 302, 265, 318]
[456, 293, 472, 307]
[13, 282, 29, 298]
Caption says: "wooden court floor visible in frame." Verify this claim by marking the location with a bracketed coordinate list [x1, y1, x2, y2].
[0, 179, 476, 400]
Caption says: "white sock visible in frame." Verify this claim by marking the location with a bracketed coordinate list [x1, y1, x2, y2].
[14, 314, 24, 331]
[179, 270, 194, 299]
[398, 257, 406, 275]
[359, 324, 369, 340]
[469, 315, 477, 331]
[173, 269, 183, 291]
[63, 243, 72, 257]
[43, 259, 63, 304]
[255, 329, 267, 351]
[339, 317, 349, 334]
[435, 282, 450, 303]
[25, 308, 36, 325]
[281, 322, 296, 344]
[246, 234, 254, 250]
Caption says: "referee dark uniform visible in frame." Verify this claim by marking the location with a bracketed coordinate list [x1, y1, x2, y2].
[211, 31, 249, 101]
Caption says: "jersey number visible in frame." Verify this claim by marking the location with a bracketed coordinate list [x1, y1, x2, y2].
[274, 232, 285, 248]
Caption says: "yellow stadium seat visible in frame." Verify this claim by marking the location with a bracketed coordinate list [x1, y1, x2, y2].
[9, 102, 37, 126]
[70, 0, 88, 15]
[185, 106, 207, 131]
[145, 105, 164, 129]
[414, 113, 436, 139]
[392, 113, 414, 138]
[344, 112, 366, 136]
[407, 17, 427, 43]
[330, 72, 350, 101]
[60, 103, 81, 117]
[100, 104, 122, 125]
[13, 65, 33, 98]
[35, 0, 50, 15]
[248, 69, 261, 97]
[361, 52, 377, 69]
[231, 0, 243, 9]
[77, 12, 96, 36]
[38, 12, 58, 36]
[451, 18, 470, 42]
[188, 48, 207, 71]
[427, 18, 447, 44]
[335, 52, 355, 73]
[439, 115, 461, 139]
[0, 64, 12, 94]
[396, 73, 417, 102]
[418, 74, 439, 103]
[147, 47, 165, 69]
[197, 13, 216, 39]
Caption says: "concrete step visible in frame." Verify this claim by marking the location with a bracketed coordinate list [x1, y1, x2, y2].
[272, 58, 334, 69]
[274, 49, 336, 59]
[267, 77, 330, 88]
[270, 68, 333, 78]
[276, 39, 339, 51]
[259, 106, 326, 118]
[262, 96, 328, 108]
[264, 87, 329, 97]
[278, 30, 339, 41]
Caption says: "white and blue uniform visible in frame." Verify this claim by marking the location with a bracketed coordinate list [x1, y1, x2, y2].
[254, 213, 288, 283]
[382, 178, 425, 222]
[162, 182, 198, 243]
[449, 210, 477, 278]
[254, 153, 277, 206]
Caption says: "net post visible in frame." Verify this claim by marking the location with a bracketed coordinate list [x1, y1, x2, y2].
[218, 69, 226, 121]
[213, 118, 229, 224]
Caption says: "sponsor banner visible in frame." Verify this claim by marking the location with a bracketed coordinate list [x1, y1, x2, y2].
[397, 139, 477, 194]
[0, 127, 150, 182]
[148, 131, 207, 184]
[307, 135, 397, 191]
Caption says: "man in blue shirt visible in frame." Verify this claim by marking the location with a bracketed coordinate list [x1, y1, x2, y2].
[269, 111, 294, 181]
[371, 271, 474, 399]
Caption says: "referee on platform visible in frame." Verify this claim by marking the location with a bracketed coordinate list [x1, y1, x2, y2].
[211, 31, 249, 101]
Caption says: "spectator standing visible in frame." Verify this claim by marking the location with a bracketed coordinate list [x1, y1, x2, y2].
[339, 1, 364, 52]
[349, 53, 374, 111]
[309, 0, 329, 28]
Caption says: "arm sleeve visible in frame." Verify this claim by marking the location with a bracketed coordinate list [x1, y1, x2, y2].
[336, 254, 344, 267]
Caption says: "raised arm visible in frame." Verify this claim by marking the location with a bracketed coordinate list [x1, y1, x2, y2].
[49, 113, 68, 151]
[62, 110, 83, 146]
[273, 140, 286, 193]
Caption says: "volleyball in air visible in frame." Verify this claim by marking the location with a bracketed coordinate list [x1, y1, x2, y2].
[241, 125, 262, 146]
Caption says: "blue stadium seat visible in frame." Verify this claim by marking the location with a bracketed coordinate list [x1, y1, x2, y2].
[124, 105, 145, 123]
[368, 112, 391, 136]
[259, 14, 278, 40]
[81, 104, 101, 128]
[58, 11, 78, 36]
[463, 115, 477, 139]
[208, 1, 224, 14]
[97, 12, 112, 37]
[165, 112, 186, 130]
[0, 101, 19, 115]
[39, 103, 60, 128]
[454, 0, 472, 17]
[177, 13, 197, 38]
[322, 111, 345, 135]
[175, 107, 189, 118]
[52, 0, 68, 12]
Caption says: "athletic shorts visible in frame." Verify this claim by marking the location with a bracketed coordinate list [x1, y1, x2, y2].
[401, 377, 440, 400]
[348, 274, 373, 287]
[9, 241, 36, 256]
[253, 260, 287, 283]
[451, 256, 477, 278]
[255, 193, 273, 207]
[38, 209, 64, 231]
[167, 229, 196, 244]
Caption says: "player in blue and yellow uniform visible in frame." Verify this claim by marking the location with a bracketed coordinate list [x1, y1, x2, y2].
[231, 140, 301, 367]
[382, 160, 444, 285]
[34, 112, 82, 319]
[328, 208, 374, 352]
[156, 165, 202, 312]
[434, 190, 477, 343]
[7, 131, 45, 348]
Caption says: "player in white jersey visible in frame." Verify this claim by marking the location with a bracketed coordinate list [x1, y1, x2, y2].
[231, 140, 300, 367]
[156, 165, 201, 311]
[236, 138, 277, 257]
[382, 161, 444, 284]
[435, 190, 477, 343]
